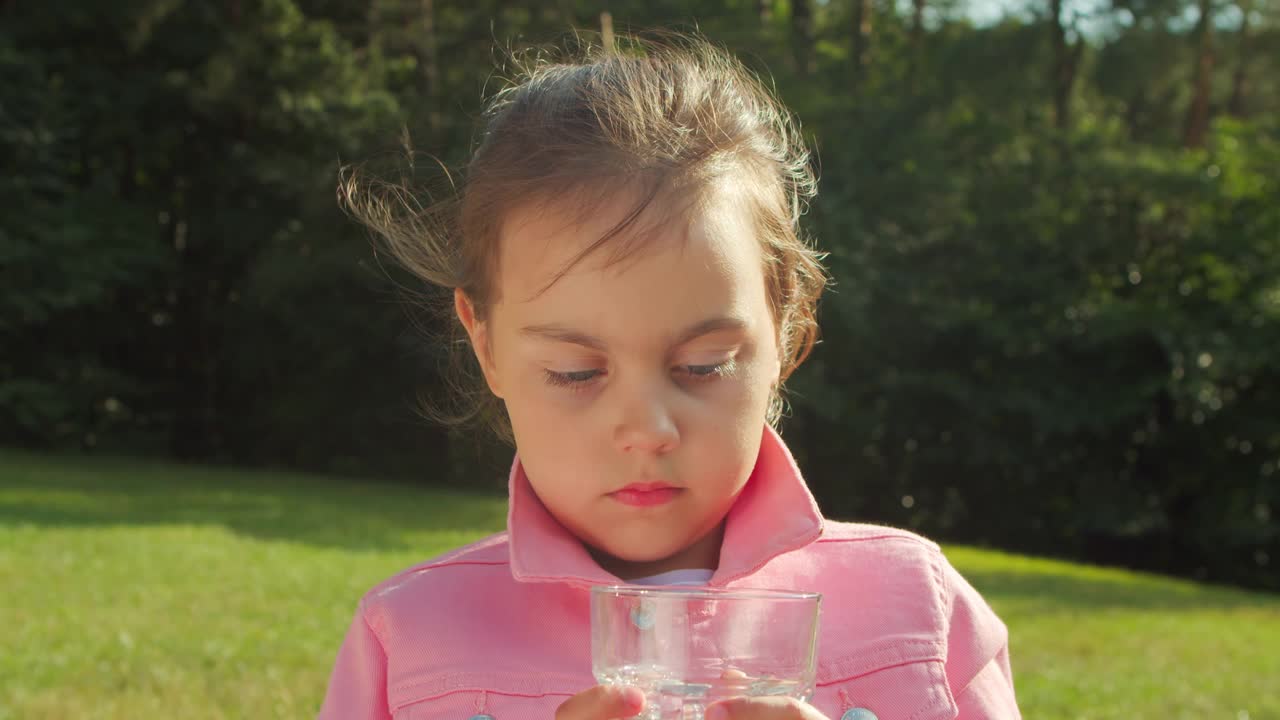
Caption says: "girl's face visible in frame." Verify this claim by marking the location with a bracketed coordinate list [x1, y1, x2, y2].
[457, 189, 781, 580]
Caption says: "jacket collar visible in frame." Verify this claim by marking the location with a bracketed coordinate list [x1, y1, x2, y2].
[507, 424, 825, 588]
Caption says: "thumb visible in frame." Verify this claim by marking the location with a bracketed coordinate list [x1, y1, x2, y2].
[555, 685, 646, 720]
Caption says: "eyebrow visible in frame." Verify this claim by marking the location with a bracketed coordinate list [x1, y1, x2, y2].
[519, 316, 749, 351]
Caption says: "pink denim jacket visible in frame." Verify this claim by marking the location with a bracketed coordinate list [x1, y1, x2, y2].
[319, 427, 1020, 719]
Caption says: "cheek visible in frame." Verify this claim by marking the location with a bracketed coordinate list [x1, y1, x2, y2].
[685, 377, 771, 472]
[713, 356, 776, 416]
[500, 382, 600, 485]
[505, 383, 594, 436]
[504, 388, 575, 445]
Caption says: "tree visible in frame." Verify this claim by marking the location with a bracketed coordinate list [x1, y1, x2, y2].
[852, 0, 874, 86]
[1184, 0, 1217, 146]
[4, 0, 1277, 590]
[910, 0, 926, 82]
[1227, 0, 1254, 116]
[1049, 0, 1084, 129]
[757, 0, 773, 23]
[792, 0, 814, 76]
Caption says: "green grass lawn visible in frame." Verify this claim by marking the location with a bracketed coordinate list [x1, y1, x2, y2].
[2, 450, 1277, 720]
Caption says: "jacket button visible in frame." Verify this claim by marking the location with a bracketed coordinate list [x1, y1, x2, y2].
[841, 710, 877, 720]
[630, 604, 655, 630]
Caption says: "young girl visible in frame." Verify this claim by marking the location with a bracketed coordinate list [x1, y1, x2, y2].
[320, 34, 1020, 720]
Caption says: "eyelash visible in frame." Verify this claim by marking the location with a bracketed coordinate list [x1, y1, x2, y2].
[543, 359, 737, 390]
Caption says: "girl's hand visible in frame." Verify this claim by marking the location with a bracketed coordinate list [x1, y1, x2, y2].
[555, 685, 646, 720]
[706, 697, 831, 720]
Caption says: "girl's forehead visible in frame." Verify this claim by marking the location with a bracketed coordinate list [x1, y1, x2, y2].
[485, 191, 772, 351]
[494, 187, 759, 306]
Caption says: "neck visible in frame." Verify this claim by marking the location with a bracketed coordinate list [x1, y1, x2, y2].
[588, 521, 726, 581]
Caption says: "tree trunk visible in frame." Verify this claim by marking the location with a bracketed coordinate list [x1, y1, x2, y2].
[791, 0, 813, 76]
[120, 142, 136, 200]
[852, 0, 874, 86]
[365, 0, 380, 52]
[1227, 0, 1252, 117]
[420, 0, 440, 132]
[912, 0, 925, 46]
[1124, 92, 1146, 140]
[1183, 0, 1216, 148]
[757, 0, 773, 23]
[169, 213, 220, 460]
[555, 0, 574, 26]
[909, 0, 926, 84]
[600, 11, 615, 52]
[1049, 0, 1083, 129]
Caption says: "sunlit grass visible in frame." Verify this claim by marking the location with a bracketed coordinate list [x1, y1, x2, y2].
[946, 547, 1280, 719]
[2, 450, 1277, 719]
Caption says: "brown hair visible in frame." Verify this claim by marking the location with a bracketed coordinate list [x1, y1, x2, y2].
[339, 32, 827, 443]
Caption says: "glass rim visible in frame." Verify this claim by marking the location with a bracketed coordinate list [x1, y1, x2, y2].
[591, 584, 821, 602]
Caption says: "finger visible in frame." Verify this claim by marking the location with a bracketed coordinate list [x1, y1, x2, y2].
[705, 696, 827, 720]
[555, 685, 646, 720]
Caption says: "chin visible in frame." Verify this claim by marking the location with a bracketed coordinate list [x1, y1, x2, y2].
[596, 534, 690, 565]
[606, 542, 681, 564]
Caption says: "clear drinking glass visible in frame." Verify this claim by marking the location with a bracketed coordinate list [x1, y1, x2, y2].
[591, 585, 822, 720]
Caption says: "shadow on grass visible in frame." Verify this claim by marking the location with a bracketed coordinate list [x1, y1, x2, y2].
[7, 449, 1278, 610]
[0, 449, 509, 551]
[958, 562, 1280, 612]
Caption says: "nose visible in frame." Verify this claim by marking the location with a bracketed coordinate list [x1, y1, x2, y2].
[612, 384, 681, 455]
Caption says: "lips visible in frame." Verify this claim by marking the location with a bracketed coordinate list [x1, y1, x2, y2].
[608, 482, 683, 507]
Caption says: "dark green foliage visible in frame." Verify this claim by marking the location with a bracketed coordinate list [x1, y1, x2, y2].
[1, 0, 1276, 589]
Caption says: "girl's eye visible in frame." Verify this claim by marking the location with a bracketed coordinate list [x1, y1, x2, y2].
[543, 359, 736, 390]
[680, 359, 737, 381]
[544, 368, 603, 387]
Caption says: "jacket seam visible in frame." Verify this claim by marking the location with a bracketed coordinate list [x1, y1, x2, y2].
[908, 660, 958, 720]
[952, 642, 1010, 702]
[933, 547, 950, 635]
[819, 658, 957, 720]
[390, 687, 577, 713]
[815, 656, 935, 686]
[710, 525, 822, 586]
[415, 559, 510, 571]
[817, 639, 946, 683]
[389, 675, 581, 709]
[813, 532, 941, 552]
[366, 560, 513, 603]
[365, 535, 511, 595]
[357, 598, 391, 676]
[715, 526, 932, 587]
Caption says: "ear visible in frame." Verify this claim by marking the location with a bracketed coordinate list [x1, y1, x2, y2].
[771, 330, 786, 385]
[454, 288, 504, 399]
